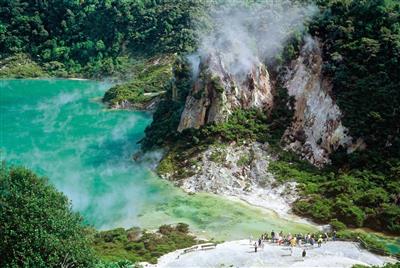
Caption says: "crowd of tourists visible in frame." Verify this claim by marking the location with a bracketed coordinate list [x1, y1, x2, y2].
[250, 230, 338, 257]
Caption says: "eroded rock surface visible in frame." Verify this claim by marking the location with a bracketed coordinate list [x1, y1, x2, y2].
[178, 52, 273, 132]
[282, 37, 363, 166]
[160, 142, 298, 217]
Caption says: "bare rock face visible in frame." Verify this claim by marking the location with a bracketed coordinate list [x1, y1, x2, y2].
[177, 52, 273, 132]
[283, 37, 364, 166]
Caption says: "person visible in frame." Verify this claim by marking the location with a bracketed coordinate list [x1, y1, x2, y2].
[323, 232, 329, 242]
[333, 231, 337, 241]
[258, 238, 262, 247]
[318, 235, 323, 247]
[304, 233, 309, 244]
[290, 237, 297, 247]
[271, 231, 275, 242]
[302, 249, 306, 259]
[310, 237, 315, 246]
[254, 242, 258, 252]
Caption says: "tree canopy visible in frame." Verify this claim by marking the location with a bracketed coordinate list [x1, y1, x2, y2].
[0, 0, 206, 76]
[0, 165, 96, 267]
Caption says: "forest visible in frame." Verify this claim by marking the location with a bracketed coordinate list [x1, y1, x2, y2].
[0, 0, 205, 77]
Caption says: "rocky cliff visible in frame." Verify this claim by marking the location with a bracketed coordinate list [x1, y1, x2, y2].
[282, 37, 364, 166]
[177, 52, 274, 132]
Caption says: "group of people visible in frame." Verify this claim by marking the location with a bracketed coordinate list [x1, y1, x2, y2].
[250, 230, 338, 258]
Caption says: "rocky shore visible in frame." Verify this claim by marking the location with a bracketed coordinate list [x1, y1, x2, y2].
[159, 141, 315, 225]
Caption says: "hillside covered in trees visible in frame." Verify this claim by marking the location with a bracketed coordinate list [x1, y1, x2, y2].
[0, 0, 204, 77]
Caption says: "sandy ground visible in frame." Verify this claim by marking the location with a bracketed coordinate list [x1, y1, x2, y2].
[142, 240, 397, 268]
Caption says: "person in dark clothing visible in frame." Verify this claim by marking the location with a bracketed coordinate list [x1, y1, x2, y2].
[258, 238, 262, 246]
[302, 249, 306, 259]
[254, 242, 258, 252]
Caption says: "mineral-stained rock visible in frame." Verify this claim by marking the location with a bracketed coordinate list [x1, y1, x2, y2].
[282, 37, 364, 166]
[177, 52, 274, 132]
[160, 142, 298, 217]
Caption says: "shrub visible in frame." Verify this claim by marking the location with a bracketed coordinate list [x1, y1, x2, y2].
[93, 224, 199, 264]
[176, 223, 190, 233]
[329, 219, 346, 231]
[333, 197, 366, 227]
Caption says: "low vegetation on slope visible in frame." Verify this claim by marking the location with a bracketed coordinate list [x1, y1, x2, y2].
[269, 152, 400, 234]
[0, 53, 47, 78]
[102, 55, 175, 108]
[92, 223, 200, 264]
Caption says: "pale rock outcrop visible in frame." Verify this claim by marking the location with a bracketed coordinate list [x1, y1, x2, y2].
[177, 52, 273, 132]
[160, 142, 299, 219]
[283, 37, 363, 166]
[109, 95, 162, 111]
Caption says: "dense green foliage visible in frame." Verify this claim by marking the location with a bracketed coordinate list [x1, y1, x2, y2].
[312, 0, 400, 162]
[0, 165, 96, 268]
[92, 223, 199, 264]
[0, 0, 206, 77]
[269, 151, 400, 234]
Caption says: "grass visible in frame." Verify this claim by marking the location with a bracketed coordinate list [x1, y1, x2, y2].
[237, 154, 251, 167]
[209, 148, 227, 163]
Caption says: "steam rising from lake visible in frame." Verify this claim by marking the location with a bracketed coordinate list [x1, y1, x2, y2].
[0, 79, 315, 238]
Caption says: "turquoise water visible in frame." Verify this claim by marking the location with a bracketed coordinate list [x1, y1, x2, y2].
[0, 79, 315, 240]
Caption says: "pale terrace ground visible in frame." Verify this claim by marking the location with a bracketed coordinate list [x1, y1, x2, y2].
[142, 240, 397, 268]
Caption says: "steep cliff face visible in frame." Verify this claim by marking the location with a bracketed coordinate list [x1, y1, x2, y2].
[177, 52, 273, 132]
[282, 37, 363, 166]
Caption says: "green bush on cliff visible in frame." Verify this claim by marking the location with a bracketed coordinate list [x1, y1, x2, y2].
[0, 165, 96, 267]
[183, 109, 271, 144]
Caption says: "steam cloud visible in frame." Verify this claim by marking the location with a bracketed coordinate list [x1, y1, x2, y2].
[191, 1, 318, 76]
